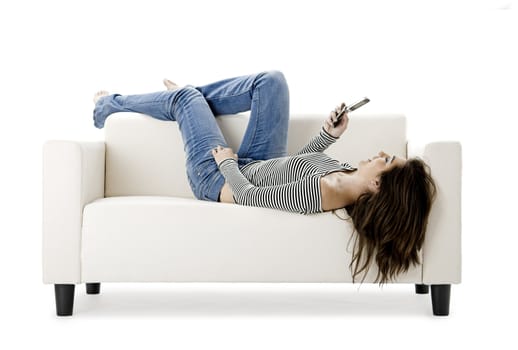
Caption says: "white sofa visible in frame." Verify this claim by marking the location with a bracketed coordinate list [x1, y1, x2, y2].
[42, 112, 462, 316]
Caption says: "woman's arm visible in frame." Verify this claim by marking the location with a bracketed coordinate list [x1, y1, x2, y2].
[217, 158, 322, 215]
[295, 103, 350, 155]
[294, 127, 339, 155]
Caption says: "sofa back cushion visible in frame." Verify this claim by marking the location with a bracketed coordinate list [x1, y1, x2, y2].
[104, 112, 406, 198]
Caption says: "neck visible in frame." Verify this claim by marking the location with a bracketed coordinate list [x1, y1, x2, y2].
[336, 171, 369, 206]
[321, 170, 370, 211]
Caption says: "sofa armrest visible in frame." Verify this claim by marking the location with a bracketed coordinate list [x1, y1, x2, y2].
[42, 141, 106, 284]
[407, 140, 462, 284]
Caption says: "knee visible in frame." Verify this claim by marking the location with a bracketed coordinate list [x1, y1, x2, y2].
[174, 86, 204, 107]
[255, 71, 289, 102]
[178, 86, 203, 99]
[259, 70, 288, 89]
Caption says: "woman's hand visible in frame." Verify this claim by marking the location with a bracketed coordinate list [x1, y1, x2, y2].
[323, 103, 349, 138]
[211, 145, 238, 166]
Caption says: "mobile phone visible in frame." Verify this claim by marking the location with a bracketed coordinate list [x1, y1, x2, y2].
[333, 97, 370, 127]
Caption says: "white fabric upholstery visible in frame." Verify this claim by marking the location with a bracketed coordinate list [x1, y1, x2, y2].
[81, 196, 420, 283]
[42, 112, 461, 285]
[42, 141, 105, 283]
[408, 140, 462, 284]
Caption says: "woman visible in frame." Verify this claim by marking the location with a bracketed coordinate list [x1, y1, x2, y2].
[93, 70, 437, 284]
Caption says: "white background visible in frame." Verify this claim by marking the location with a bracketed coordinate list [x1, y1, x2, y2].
[1, 0, 517, 349]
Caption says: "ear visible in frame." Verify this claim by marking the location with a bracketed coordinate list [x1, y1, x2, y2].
[368, 176, 381, 193]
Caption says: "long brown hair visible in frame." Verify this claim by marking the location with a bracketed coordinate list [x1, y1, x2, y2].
[338, 157, 437, 285]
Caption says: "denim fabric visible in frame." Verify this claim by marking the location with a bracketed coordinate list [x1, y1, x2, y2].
[93, 71, 290, 202]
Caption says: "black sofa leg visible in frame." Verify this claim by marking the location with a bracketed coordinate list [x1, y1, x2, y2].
[86, 283, 101, 295]
[54, 284, 75, 316]
[415, 284, 429, 294]
[431, 284, 451, 316]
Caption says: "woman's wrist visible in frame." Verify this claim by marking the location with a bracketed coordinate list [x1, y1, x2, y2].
[321, 126, 340, 139]
[217, 157, 237, 168]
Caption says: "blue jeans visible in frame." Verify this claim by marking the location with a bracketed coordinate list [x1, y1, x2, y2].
[93, 71, 290, 202]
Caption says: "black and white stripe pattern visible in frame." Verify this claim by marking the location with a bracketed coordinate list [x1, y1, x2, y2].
[218, 127, 357, 215]
[295, 126, 340, 154]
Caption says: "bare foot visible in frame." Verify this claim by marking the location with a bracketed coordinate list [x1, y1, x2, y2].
[163, 78, 180, 91]
[93, 90, 109, 104]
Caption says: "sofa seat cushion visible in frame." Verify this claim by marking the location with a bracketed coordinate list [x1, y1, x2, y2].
[81, 196, 421, 283]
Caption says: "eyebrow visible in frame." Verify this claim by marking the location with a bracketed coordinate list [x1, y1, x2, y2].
[386, 155, 396, 164]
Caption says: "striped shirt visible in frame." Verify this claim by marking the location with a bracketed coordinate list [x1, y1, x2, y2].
[218, 127, 357, 215]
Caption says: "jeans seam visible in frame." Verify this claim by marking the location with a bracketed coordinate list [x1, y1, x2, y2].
[204, 90, 251, 102]
[188, 135, 220, 199]
[118, 94, 175, 120]
[242, 87, 260, 157]
[182, 101, 199, 178]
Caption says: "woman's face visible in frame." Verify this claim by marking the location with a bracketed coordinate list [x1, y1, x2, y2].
[357, 151, 407, 191]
